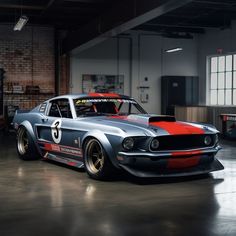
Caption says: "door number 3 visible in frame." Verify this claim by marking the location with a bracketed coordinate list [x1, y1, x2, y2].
[51, 119, 62, 144]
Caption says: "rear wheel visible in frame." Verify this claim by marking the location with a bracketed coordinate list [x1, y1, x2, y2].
[84, 138, 115, 180]
[17, 127, 40, 160]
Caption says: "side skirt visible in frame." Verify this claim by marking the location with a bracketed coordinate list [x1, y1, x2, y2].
[43, 152, 84, 168]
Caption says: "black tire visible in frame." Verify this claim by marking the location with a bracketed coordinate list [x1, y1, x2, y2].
[83, 138, 115, 180]
[16, 126, 40, 160]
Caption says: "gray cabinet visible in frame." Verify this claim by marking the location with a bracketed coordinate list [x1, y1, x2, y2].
[161, 76, 199, 115]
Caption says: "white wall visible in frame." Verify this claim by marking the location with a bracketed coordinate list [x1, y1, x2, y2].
[70, 38, 131, 95]
[134, 34, 198, 113]
[162, 37, 198, 76]
[70, 31, 198, 114]
[70, 20, 236, 115]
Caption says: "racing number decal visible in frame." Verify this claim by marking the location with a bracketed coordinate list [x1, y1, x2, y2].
[54, 122, 60, 139]
[51, 119, 62, 144]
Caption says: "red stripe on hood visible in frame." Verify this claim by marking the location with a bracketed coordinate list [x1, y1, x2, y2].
[150, 121, 204, 135]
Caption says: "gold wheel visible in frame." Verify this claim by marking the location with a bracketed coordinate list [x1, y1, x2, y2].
[17, 128, 29, 155]
[85, 139, 105, 175]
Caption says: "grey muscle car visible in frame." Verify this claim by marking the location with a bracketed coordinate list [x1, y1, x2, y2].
[13, 93, 223, 180]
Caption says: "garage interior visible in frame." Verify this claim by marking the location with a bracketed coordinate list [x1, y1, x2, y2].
[0, 0, 236, 235]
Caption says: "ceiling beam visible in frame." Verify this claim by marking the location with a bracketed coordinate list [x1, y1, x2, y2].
[62, 0, 194, 54]
[46, 0, 58, 9]
[65, 0, 105, 3]
[45, 0, 65, 9]
[40, 0, 65, 15]
[0, 4, 44, 10]
[134, 23, 205, 34]
[193, 0, 235, 7]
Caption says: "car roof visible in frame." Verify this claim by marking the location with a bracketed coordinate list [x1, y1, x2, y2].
[48, 93, 132, 101]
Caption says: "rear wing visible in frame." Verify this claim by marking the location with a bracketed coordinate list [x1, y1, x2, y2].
[15, 109, 30, 114]
[12, 109, 31, 129]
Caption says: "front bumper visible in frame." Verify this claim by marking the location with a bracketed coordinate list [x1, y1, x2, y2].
[118, 146, 221, 160]
[117, 146, 223, 177]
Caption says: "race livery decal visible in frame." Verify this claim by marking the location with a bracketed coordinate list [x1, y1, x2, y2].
[39, 142, 83, 157]
[51, 119, 62, 144]
[75, 98, 136, 105]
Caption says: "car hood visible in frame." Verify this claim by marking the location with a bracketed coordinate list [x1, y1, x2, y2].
[78, 114, 217, 136]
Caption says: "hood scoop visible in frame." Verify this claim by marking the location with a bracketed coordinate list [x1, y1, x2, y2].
[125, 114, 176, 125]
[148, 115, 176, 122]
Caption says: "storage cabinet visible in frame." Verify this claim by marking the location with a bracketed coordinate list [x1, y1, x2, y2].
[161, 76, 199, 115]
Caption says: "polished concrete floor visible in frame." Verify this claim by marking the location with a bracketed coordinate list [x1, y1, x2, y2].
[0, 133, 236, 236]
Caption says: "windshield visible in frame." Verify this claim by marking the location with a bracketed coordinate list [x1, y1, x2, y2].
[73, 98, 147, 117]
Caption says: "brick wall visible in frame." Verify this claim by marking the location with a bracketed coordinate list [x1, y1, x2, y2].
[0, 25, 55, 110]
[59, 54, 70, 95]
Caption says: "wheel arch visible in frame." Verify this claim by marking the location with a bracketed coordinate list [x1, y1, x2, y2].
[18, 121, 42, 156]
[82, 130, 119, 168]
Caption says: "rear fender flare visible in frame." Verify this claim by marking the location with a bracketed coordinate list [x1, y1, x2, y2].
[18, 121, 42, 156]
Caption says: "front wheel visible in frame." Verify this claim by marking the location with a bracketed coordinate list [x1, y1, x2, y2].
[84, 138, 115, 180]
[16, 127, 40, 160]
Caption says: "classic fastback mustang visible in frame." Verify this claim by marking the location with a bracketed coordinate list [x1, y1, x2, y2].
[13, 93, 223, 180]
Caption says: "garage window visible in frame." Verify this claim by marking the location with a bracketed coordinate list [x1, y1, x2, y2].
[209, 54, 236, 105]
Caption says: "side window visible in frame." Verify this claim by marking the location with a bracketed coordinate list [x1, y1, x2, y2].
[48, 99, 72, 118]
[48, 102, 61, 117]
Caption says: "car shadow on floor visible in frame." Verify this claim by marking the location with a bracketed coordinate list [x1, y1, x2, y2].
[42, 158, 86, 172]
[42, 158, 224, 185]
[126, 173, 224, 185]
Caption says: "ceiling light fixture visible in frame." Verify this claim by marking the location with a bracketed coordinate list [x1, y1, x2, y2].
[14, 15, 28, 31]
[165, 47, 183, 53]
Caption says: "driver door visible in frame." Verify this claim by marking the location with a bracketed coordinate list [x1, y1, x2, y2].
[37, 98, 83, 161]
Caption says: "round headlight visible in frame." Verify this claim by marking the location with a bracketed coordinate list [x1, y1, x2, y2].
[123, 137, 134, 150]
[204, 136, 212, 146]
[215, 134, 219, 144]
[150, 139, 159, 150]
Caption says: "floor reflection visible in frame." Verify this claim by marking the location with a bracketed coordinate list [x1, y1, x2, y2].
[0, 135, 236, 235]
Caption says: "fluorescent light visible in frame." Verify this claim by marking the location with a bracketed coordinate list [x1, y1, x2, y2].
[14, 15, 28, 31]
[165, 47, 183, 53]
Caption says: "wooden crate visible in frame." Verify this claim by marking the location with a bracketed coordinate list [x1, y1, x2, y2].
[175, 106, 208, 123]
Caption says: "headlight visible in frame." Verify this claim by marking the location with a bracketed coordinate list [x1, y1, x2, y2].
[215, 134, 219, 144]
[150, 139, 159, 150]
[204, 135, 212, 146]
[123, 137, 134, 150]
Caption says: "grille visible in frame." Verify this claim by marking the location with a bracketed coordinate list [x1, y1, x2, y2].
[150, 134, 216, 151]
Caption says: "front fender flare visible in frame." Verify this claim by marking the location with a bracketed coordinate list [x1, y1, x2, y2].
[82, 130, 119, 168]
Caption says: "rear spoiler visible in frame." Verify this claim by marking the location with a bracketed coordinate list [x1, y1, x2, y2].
[12, 109, 30, 128]
[14, 109, 30, 115]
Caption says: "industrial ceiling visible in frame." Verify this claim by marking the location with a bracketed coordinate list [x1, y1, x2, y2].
[0, 0, 236, 52]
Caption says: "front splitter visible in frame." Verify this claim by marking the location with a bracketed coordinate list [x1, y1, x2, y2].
[119, 159, 224, 178]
